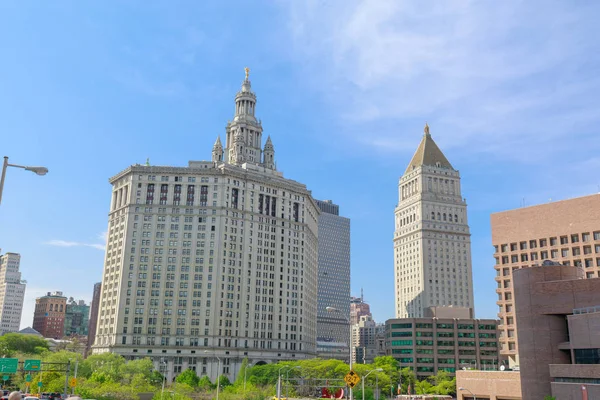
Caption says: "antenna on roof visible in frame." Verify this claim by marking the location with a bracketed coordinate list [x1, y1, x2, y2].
[361, 288, 364, 302]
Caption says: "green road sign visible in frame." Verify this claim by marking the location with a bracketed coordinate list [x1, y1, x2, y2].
[24, 359, 41, 371]
[38, 381, 43, 388]
[2, 376, 8, 381]
[0, 359, 18, 373]
[26, 375, 32, 382]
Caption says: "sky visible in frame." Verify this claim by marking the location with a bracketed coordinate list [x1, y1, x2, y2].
[1, 1, 599, 328]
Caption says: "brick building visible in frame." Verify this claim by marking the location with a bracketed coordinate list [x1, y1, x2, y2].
[491, 193, 600, 367]
[32, 291, 67, 339]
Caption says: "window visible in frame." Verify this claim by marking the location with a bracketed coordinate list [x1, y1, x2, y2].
[529, 240, 537, 248]
[582, 233, 590, 242]
[391, 340, 413, 346]
[594, 231, 600, 240]
[392, 323, 413, 329]
[540, 239, 547, 247]
[520, 241, 527, 250]
[574, 349, 600, 364]
[560, 236, 569, 245]
[571, 234, 579, 243]
[550, 237, 557, 246]
[510, 243, 517, 251]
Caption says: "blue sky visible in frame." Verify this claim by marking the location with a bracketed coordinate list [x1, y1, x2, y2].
[1, 1, 599, 328]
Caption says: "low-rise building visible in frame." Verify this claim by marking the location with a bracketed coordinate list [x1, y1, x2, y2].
[33, 291, 67, 339]
[385, 311, 500, 381]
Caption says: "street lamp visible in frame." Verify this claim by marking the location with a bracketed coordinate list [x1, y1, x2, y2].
[243, 363, 249, 395]
[277, 366, 290, 400]
[160, 360, 167, 400]
[459, 387, 476, 400]
[361, 368, 383, 400]
[204, 351, 221, 400]
[0, 156, 48, 205]
[286, 366, 301, 399]
[326, 306, 353, 400]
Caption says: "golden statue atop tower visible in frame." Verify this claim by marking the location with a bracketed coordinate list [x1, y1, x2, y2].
[424, 122, 430, 135]
[244, 67, 250, 80]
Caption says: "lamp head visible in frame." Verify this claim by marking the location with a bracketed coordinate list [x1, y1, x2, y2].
[326, 306, 338, 312]
[26, 166, 48, 176]
[459, 387, 465, 390]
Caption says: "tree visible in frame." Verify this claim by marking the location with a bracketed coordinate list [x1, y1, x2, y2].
[234, 357, 249, 387]
[176, 368, 200, 387]
[0, 333, 49, 354]
[198, 376, 214, 391]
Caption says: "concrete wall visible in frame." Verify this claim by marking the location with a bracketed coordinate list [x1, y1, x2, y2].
[568, 312, 600, 349]
[456, 370, 521, 400]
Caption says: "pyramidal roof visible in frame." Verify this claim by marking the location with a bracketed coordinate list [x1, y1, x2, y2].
[404, 123, 453, 174]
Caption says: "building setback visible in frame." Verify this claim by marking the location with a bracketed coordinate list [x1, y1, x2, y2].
[87, 282, 101, 352]
[315, 199, 350, 347]
[491, 193, 600, 368]
[33, 291, 67, 339]
[385, 314, 499, 381]
[0, 251, 26, 335]
[394, 124, 474, 318]
[93, 70, 319, 382]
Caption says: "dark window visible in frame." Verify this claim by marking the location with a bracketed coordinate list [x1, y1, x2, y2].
[574, 348, 600, 364]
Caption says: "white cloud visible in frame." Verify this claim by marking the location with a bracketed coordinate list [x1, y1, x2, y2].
[281, 1, 600, 159]
[44, 237, 106, 251]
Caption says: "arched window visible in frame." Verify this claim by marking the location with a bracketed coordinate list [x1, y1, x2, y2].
[454, 214, 458, 222]
[60, 304, 63, 312]
[443, 213, 447, 221]
[431, 212, 435, 220]
[49, 304, 53, 312]
[437, 212, 441, 220]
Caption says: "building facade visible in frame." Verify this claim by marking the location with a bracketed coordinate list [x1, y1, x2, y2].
[385, 316, 499, 381]
[33, 291, 67, 339]
[315, 199, 350, 346]
[350, 294, 371, 325]
[0, 251, 26, 335]
[491, 193, 600, 367]
[64, 299, 90, 336]
[394, 124, 474, 318]
[87, 282, 102, 352]
[353, 315, 378, 364]
[93, 71, 320, 382]
[514, 263, 600, 400]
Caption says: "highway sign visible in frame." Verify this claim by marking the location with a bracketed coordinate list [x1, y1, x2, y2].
[26, 374, 32, 382]
[2, 376, 7, 382]
[24, 359, 41, 371]
[344, 370, 360, 388]
[38, 381, 43, 388]
[0, 359, 18, 373]
[69, 377, 77, 387]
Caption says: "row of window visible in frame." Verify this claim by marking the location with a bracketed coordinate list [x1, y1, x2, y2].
[495, 232, 600, 253]
[389, 323, 496, 330]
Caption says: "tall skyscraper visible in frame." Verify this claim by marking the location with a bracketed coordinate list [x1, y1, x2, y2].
[491, 193, 600, 368]
[0, 251, 26, 334]
[87, 282, 101, 352]
[394, 124, 474, 318]
[33, 291, 67, 339]
[315, 199, 350, 345]
[93, 70, 319, 382]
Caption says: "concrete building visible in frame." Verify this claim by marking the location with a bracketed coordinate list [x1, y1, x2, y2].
[385, 312, 499, 381]
[64, 298, 90, 336]
[33, 291, 67, 339]
[456, 370, 522, 400]
[394, 124, 474, 318]
[315, 199, 350, 347]
[353, 314, 378, 364]
[514, 263, 600, 400]
[491, 193, 600, 367]
[350, 294, 371, 325]
[0, 251, 26, 334]
[87, 282, 101, 352]
[93, 70, 320, 383]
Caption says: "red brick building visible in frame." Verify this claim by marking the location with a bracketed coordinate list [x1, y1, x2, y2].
[32, 291, 67, 339]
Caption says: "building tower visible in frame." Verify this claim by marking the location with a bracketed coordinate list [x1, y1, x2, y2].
[212, 137, 223, 163]
[393, 123, 474, 318]
[263, 136, 275, 170]
[93, 69, 319, 383]
[87, 282, 102, 354]
[315, 199, 350, 347]
[0, 251, 26, 335]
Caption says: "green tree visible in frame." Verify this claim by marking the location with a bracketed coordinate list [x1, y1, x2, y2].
[0, 333, 49, 354]
[235, 358, 249, 387]
[176, 368, 200, 387]
[198, 375, 214, 391]
[544, 397, 556, 400]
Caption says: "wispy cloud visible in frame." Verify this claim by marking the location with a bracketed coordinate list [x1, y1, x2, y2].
[281, 1, 600, 160]
[44, 239, 105, 251]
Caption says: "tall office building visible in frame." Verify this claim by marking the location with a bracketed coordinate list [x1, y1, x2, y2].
[87, 282, 102, 352]
[315, 199, 350, 345]
[93, 70, 320, 382]
[0, 251, 26, 334]
[64, 298, 90, 336]
[491, 193, 600, 368]
[33, 291, 67, 339]
[393, 124, 474, 318]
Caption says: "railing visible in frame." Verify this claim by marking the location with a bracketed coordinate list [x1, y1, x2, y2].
[573, 305, 600, 315]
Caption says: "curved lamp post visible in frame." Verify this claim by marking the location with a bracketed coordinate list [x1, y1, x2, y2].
[459, 387, 476, 400]
[362, 368, 383, 400]
[286, 366, 301, 399]
[205, 351, 221, 400]
[326, 306, 353, 400]
[0, 156, 48, 205]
